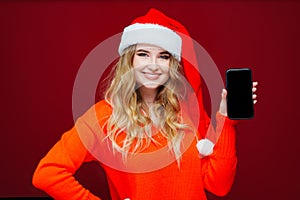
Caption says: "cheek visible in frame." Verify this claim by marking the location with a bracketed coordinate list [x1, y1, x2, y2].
[161, 66, 171, 84]
[161, 64, 170, 74]
[132, 55, 146, 69]
[133, 68, 142, 85]
[132, 56, 138, 69]
[132, 54, 141, 68]
[158, 59, 170, 68]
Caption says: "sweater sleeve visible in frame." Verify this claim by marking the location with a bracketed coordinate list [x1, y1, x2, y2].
[32, 101, 111, 200]
[201, 112, 238, 196]
[32, 124, 102, 200]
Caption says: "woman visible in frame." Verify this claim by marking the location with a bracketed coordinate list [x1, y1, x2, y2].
[32, 8, 257, 200]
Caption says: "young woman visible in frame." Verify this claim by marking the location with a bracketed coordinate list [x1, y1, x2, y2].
[32, 8, 258, 200]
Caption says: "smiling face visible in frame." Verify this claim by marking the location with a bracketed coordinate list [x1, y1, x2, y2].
[133, 44, 171, 91]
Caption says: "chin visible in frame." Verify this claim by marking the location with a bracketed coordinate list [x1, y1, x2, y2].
[142, 83, 161, 89]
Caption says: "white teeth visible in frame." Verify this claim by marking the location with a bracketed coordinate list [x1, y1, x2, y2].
[143, 72, 161, 75]
[143, 72, 161, 80]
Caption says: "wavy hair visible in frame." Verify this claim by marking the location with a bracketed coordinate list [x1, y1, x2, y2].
[104, 45, 189, 163]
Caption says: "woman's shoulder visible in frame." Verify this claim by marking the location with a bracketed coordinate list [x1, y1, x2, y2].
[77, 100, 112, 128]
[94, 99, 112, 119]
[95, 99, 112, 111]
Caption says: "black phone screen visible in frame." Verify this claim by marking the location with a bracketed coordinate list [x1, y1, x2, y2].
[226, 68, 254, 119]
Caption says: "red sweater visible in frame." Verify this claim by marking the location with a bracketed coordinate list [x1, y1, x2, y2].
[32, 100, 237, 200]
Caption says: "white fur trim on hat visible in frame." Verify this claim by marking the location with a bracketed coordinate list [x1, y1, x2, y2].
[118, 23, 182, 61]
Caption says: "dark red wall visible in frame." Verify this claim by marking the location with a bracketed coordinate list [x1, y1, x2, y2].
[1, 1, 299, 199]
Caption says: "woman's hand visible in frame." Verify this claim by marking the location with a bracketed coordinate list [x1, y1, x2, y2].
[219, 82, 258, 117]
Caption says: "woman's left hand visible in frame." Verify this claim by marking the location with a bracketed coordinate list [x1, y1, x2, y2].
[219, 82, 258, 116]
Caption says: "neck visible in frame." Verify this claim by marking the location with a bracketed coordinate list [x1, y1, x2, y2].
[139, 86, 158, 104]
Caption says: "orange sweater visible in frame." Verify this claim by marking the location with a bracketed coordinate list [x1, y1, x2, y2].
[32, 100, 237, 200]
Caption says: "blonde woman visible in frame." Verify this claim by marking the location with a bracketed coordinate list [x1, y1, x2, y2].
[32, 8, 257, 200]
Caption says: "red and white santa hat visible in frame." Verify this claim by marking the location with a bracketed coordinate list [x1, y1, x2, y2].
[118, 8, 183, 61]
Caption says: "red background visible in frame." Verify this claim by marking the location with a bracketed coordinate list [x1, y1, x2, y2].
[1, 1, 299, 199]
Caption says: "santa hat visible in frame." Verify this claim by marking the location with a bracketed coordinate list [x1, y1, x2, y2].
[118, 10, 181, 61]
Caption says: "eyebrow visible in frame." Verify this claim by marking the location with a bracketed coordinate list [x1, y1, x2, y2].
[135, 49, 170, 54]
[136, 49, 149, 53]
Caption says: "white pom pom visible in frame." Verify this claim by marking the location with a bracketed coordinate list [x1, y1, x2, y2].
[196, 139, 215, 156]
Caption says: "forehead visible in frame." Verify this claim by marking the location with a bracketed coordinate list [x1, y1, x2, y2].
[135, 43, 167, 53]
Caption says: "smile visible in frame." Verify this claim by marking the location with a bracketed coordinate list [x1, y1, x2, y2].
[142, 72, 161, 80]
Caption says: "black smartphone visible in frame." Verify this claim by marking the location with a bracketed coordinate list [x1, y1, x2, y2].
[226, 68, 254, 120]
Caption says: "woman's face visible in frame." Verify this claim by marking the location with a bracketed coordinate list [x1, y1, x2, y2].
[133, 44, 171, 89]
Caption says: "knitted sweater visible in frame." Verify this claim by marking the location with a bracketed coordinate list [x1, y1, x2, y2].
[32, 100, 237, 200]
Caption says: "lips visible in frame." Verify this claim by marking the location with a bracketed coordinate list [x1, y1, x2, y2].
[143, 72, 161, 80]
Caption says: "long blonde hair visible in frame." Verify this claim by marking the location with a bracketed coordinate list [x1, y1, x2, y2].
[104, 45, 189, 162]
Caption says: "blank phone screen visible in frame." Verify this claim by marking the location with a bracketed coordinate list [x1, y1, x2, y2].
[226, 68, 254, 119]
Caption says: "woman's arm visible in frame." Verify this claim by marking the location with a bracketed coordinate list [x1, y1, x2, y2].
[201, 113, 237, 196]
[201, 82, 258, 196]
[32, 100, 112, 200]
[32, 126, 101, 200]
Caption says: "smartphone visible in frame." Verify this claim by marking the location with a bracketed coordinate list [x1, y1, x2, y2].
[226, 68, 254, 120]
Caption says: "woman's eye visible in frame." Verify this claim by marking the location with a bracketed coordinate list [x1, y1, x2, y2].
[160, 54, 170, 60]
[136, 53, 148, 57]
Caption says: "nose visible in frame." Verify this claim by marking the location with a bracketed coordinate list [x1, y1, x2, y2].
[147, 56, 159, 71]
